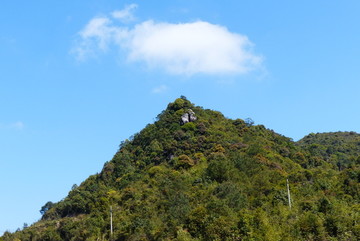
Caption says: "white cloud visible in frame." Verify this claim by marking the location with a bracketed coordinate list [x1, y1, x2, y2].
[72, 5, 263, 75]
[126, 20, 262, 75]
[0, 121, 25, 130]
[112, 4, 138, 22]
[72, 17, 127, 61]
[152, 85, 168, 94]
[10, 121, 24, 130]
[81, 17, 113, 51]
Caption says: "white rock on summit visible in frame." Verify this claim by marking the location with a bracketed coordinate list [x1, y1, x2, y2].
[181, 109, 197, 124]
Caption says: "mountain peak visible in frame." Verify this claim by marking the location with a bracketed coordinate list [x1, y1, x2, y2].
[166, 96, 194, 112]
[3, 99, 360, 241]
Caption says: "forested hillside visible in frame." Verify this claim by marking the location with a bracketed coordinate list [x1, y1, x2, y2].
[2, 97, 359, 241]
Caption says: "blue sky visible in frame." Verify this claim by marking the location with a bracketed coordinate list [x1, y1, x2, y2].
[2, 0, 360, 234]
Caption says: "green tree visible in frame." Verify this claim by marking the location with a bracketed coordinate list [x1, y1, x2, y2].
[40, 201, 54, 216]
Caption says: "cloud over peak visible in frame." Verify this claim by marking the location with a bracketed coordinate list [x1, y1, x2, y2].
[126, 20, 261, 75]
[112, 4, 138, 22]
[73, 5, 263, 76]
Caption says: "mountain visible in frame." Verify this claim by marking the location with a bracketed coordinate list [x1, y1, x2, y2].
[2, 97, 360, 241]
[298, 131, 360, 170]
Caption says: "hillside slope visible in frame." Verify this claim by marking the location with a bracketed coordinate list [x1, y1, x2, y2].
[2, 97, 359, 241]
[298, 131, 360, 170]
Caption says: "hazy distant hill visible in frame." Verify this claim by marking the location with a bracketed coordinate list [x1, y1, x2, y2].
[2, 97, 359, 240]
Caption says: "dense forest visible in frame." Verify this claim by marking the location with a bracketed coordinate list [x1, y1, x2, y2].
[2, 97, 359, 240]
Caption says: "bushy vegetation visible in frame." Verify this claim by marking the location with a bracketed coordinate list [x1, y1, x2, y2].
[2, 97, 359, 240]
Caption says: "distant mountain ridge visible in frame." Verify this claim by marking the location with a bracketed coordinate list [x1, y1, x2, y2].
[2, 97, 359, 241]
[298, 131, 360, 170]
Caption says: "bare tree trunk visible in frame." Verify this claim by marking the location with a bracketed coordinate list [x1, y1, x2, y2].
[287, 179, 292, 209]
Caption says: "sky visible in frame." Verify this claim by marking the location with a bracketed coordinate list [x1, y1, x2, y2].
[2, 0, 360, 234]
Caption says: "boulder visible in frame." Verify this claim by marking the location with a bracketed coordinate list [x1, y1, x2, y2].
[181, 109, 197, 124]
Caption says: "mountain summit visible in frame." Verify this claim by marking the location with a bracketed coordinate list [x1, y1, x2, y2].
[2, 97, 360, 240]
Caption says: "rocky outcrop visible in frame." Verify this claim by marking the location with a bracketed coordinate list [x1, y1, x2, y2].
[181, 109, 197, 124]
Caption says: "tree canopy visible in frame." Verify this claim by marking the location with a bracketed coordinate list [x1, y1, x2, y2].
[2, 98, 360, 241]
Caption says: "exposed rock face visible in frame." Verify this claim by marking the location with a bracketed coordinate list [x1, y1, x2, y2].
[181, 109, 197, 124]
